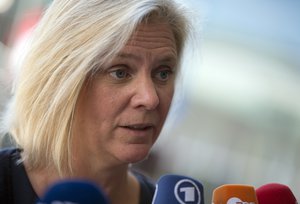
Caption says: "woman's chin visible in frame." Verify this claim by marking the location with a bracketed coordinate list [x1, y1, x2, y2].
[117, 144, 152, 164]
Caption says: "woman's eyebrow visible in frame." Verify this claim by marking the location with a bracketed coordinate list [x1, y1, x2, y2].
[160, 55, 177, 62]
[156, 53, 178, 66]
[115, 52, 142, 62]
[113, 50, 178, 66]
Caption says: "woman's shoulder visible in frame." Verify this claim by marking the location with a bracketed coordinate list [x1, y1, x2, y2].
[0, 147, 21, 203]
[0, 147, 23, 174]
[0, 147, 38, 204]
[0, 147, 21, 158]
[0, 147, 22, 171]
[131, 169, 156, 204]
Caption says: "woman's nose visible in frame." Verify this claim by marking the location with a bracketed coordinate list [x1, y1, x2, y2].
[130, 77, 159, 110]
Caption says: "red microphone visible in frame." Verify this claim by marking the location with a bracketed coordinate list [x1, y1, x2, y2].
[256, 183, 298, 204]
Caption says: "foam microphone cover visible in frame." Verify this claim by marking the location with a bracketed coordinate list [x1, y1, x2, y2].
[36, 180, 109, 204]
[256, 183, 298, 204]
[212, 184, 259, 204]
[152, 174, 204, 204]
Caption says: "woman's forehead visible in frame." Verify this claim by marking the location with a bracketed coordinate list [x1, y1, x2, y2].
[124, 22, 177, 57]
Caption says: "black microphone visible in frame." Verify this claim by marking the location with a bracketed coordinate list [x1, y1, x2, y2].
[152, 174, 204, 204]
[36, 180, 110, 204]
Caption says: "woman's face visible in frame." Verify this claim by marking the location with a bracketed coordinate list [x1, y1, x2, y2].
[74, 21, 178, 166]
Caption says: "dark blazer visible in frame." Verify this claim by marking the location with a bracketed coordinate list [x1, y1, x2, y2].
[0, 148, 155, 204]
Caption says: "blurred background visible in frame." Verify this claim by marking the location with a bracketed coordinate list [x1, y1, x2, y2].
[1, 0, 300, 203]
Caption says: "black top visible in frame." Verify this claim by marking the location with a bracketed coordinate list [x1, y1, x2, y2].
[0, 148, 155, 204]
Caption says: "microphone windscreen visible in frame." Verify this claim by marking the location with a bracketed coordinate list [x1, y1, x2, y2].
[36, 180, 109, 204]
[256, 183, 298, 204]
[152, 174, 204, 204]
[212, 184, 258, 204]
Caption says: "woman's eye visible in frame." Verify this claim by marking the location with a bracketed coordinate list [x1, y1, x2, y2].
[109, 69, 130, 80]
[154, 70, 173, 82]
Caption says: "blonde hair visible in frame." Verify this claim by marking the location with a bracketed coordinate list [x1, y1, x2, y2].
[4, 0, 190, 175]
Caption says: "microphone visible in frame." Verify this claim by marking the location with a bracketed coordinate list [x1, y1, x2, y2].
[212, 184, 258, 204]
[36, 180, 110, 204]
[152, 174, 204, 204]
[256, 183, 298, 204]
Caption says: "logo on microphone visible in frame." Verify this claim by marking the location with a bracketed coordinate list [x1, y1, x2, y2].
[174, 179, 201, 204]
[227, 197, 255, 204]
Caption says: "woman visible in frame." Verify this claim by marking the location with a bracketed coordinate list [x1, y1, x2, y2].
[0, 0, 191, 203]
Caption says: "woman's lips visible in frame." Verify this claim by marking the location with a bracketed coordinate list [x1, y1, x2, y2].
[121, 123, 154, 131]
[117, 123, 157, 144]
[118, 123, 155, 139]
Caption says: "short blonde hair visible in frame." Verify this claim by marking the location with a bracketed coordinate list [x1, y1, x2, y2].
[4, 0, 191, 175]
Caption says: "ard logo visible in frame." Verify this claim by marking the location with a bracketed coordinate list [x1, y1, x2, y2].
[227, 197, 256, 204]
[174, 179, 201, 204]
